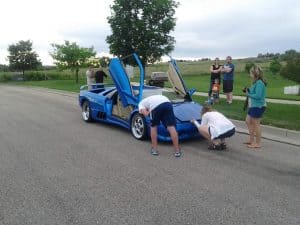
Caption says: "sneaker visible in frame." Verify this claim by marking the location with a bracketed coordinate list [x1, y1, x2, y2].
[150, 148, 159, 156]
[174, 151, 182, 157]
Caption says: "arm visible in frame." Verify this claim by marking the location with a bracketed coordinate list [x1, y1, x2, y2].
[210, 65, 221, 73]
[139, 108, 150, 116]
[247, 81, 265, 100]
[200, 114, 208, 126]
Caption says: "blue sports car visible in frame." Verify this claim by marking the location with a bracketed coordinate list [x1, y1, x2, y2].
[79, 53, 203, 141]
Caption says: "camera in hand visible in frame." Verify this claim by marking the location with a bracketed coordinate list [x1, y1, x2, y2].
[242, 87, 249, 93]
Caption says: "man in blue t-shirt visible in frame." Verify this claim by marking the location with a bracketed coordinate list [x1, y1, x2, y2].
[221, 56, 235, 104]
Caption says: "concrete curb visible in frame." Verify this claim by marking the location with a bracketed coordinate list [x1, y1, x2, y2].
[194, 92, 300, 105]
[232, 119, 300, 147]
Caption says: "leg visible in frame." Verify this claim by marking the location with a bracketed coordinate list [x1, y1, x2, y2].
[167, 126, 180, 152]
[253, 118, 262, 148]
[150, 126, 158, 150]
[198, 125, 211, 142]
[208, 79, 213, 97]
[247, 117, 261, 149]
[245, 115, 254, 144]
[228, 92, 233, 103]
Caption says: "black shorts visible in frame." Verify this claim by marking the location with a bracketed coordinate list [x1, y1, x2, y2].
[223, 80, 233, 93]
[150, 102, 176, 127]
[210, 127, 235, 140]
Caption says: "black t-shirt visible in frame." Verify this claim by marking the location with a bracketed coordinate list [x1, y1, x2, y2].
[95, 70, 107, 83]
[211, 64, 222, 80]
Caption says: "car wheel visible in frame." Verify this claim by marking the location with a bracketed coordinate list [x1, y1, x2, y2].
[82, 100, 93, 122]
[148, 80, 154, 86]
[131, 113, 147, 140]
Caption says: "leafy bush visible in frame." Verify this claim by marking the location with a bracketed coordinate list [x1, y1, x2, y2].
[24, 70, 74, 81]
[269, 59, 282, 74]
[0, 73, 12, 82]
[244, 62, 255, 73]
[280, 50, 300, 83]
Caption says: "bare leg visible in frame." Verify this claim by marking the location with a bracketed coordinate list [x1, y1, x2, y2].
[245, 115, 254, 144]
[167, 126, 180, 152]
[225, 92, 229, 102]
[247, 117, 262, 149]
[220, 138, 225, 144]
[150, 126, 158, 150]
[198, 125, 211, 141]
[253, 118, 262, 147]
[228, 92, 233, 103]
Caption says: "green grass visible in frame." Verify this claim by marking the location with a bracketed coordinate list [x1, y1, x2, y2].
[182, 72, 300, 100]
[9, 79, 87, 92]
[143, 59, 300, 100]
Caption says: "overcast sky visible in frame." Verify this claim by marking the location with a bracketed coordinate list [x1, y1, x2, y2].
[1, 0, 299, 65]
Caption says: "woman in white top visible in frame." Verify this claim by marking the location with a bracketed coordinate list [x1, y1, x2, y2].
[191, 105, 235, 150]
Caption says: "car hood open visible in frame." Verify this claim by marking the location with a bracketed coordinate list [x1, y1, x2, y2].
[173, 102, 202, 122]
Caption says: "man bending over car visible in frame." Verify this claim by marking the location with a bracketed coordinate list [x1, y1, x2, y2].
[139, 95, 182, 157]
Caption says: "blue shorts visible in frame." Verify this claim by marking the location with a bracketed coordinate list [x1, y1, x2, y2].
[248, 107, 266, 118]
[150, 102, 176, 127]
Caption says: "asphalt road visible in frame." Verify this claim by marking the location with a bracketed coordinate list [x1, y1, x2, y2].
[0, 85, 299, 225]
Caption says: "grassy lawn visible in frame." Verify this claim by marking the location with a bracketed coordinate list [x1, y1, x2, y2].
[8, 79, 88, 92]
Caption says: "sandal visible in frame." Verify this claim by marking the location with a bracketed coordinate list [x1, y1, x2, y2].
[247, 144, 261, 149]
[208, 143, 221, 150]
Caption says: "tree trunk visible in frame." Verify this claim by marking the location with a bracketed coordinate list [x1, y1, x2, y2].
[22, 69, 25, 81]
[75, 68, 79, 83]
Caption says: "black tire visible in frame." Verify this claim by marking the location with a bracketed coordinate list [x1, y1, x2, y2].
[148, 80, 155, 86]
[131, 113, 147, 140]
[82, 100, 93, 122]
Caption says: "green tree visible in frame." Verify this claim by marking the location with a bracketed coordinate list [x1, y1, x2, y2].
[280, 50, 300, 83]
[99, 56, 110, 68]
[269, 59, 282, 75]
[7, 40, 42, 78]
[106, 0, 179, 67]
[50, 41, 96, 83]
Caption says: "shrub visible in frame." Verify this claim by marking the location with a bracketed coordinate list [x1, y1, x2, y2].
[280, 51, 300, 83]
[245, 62, 255, 73]
[269, 59, 282, 75]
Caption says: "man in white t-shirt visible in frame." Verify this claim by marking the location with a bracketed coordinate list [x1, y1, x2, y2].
[191, 105, 235, 150]
[86, 66, 95, 90]
[139, 95, 181, 157]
